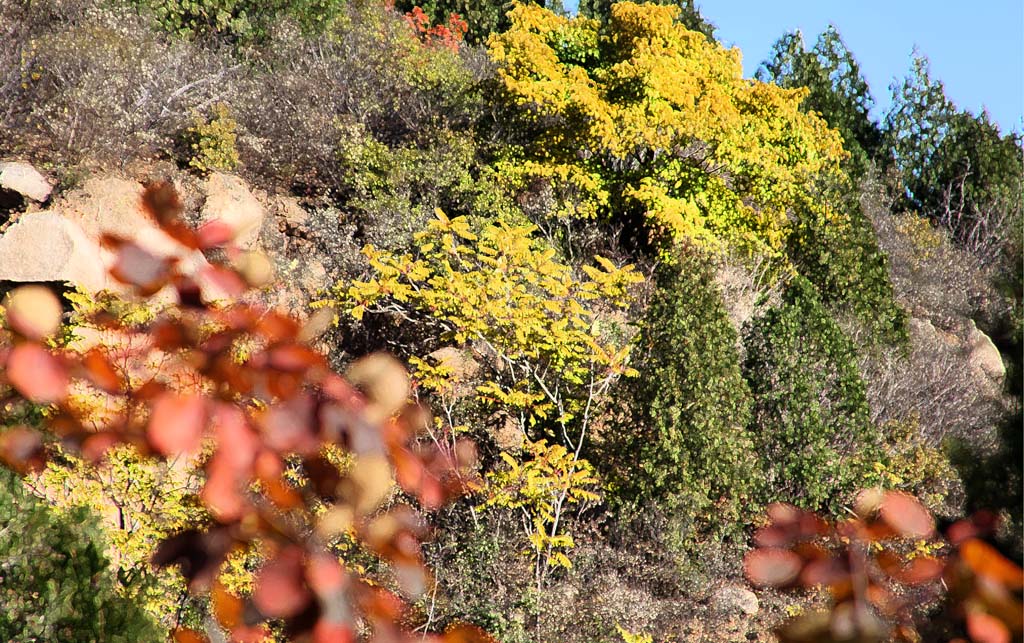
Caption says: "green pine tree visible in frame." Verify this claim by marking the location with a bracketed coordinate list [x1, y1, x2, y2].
[0, 467, 164, 643]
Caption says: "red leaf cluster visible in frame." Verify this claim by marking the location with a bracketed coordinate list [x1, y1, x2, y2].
[0, 182, 490, 643]
[404, 6, 468, 52]
[744, 495, 1023, 643]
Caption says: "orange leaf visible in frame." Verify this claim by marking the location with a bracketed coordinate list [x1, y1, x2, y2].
[7, 342, 68, 403]
[212, 581, 244, 629]
[967, 611, 1011, 643]
[961, 539, 1024, 590]
[3, 285, 62, 340]
[879, 491, 935, 538]
[253, 547, 311, 619]
[0, 427, 44, 471]
[173, 629, 210, 643]
[442, 624, 500, 643]
[147, 393, 206, 455]
[82, 349, 123, 393]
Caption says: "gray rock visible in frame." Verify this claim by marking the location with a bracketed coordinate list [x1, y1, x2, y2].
[0, 162, 52, 202]
[0, 211, 106, 289]
[710, 584, 759, 616]
[967, 321, 1005, 381]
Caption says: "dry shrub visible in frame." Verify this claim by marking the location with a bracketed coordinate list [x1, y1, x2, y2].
[3, 0, 237, 167]
[857, 176, 1010, 455]
[230, 6, 486, 195]
[864, 176, 1001, 327]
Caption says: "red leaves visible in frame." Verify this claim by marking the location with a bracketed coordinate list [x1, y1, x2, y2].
[254, 546, 312, 619]
[0, 181, 483, 642]
[877, 491, 935, 539]
[147, 393, 206, 456]
[107, 239, 175, 295]
[748, 493, 1023, 643]
[6, 342, 68, 403]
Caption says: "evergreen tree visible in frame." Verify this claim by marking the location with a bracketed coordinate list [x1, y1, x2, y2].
[757, 26, 881, 177]
[603, 252, 757, 536]
[884, 53, 1023, 265]
[742, 276, 882, 512]
[883, 53, 957, 211]
[0, 467, 163, 643]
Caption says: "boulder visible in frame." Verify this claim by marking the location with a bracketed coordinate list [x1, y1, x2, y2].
[967, 321, 1005, 381]
[201, 172, 265, 249]
[0, 162, 52, 202]
[710, 584, 759, 616]
[908, 317, 960, 349]
[0, 212, 107, 290]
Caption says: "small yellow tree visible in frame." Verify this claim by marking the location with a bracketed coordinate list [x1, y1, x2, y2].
[330, 209, 642, 574]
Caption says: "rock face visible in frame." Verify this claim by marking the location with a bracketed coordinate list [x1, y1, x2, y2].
[710, 584, 759, 616]
[967, 321, 1006, 381]
[0, 162, 52, 202]
[0, 212, 107, 289]
[201, 172, 265, 249]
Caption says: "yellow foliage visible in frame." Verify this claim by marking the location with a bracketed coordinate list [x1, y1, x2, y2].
[489, 2, 848, 257]
[30, 445, 205, 624]
[480, 439, 600, 570]
[334, 210, 642, 428]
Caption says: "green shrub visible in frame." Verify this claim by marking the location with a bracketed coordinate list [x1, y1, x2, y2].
[742, 275, 883, 512]
[787, 189, 908, 345]
[0, 467, 163, 643]
[601, 252, 758, 540]
[182, 103, 239, 174]
[135, 0, 347, 42]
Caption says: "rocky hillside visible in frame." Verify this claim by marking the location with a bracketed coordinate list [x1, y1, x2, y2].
[0, 2, 1020, 642]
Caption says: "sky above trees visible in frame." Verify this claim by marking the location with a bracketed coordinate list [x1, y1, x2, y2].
[565, 0, 1024, 133]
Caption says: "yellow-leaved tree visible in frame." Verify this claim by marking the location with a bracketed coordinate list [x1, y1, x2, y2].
[329, 209, 641, 576]
[488, 2, 848, 258]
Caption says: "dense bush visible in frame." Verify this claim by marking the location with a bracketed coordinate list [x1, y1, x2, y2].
[0, 467, 163, 643]
[180, 103, 239, 174]
[786, 188, 908, 345]
[601, 252, 758, 540]
[131, 0, 347, 42]
[742, 275, 882, 511]
[488, 2, 848, 258]
[1, 0, 236, 167]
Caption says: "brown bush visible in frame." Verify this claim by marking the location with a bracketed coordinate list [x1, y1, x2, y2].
[2, 0, 237, 168]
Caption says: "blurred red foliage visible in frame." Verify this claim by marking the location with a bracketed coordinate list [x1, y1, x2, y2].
[745, 491, 1023, 643]
[0, 181, 491, 643]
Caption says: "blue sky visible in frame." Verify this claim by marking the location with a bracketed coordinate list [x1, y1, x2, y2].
[563, 1, 1023, 134]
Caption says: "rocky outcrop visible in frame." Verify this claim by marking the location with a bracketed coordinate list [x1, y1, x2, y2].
[967, 320, 1006, 381]
[0, 212, 106, 289]
[200, 172, 265, 250]
[0, 162, 52, 203]
[0, 168, 338, 314]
